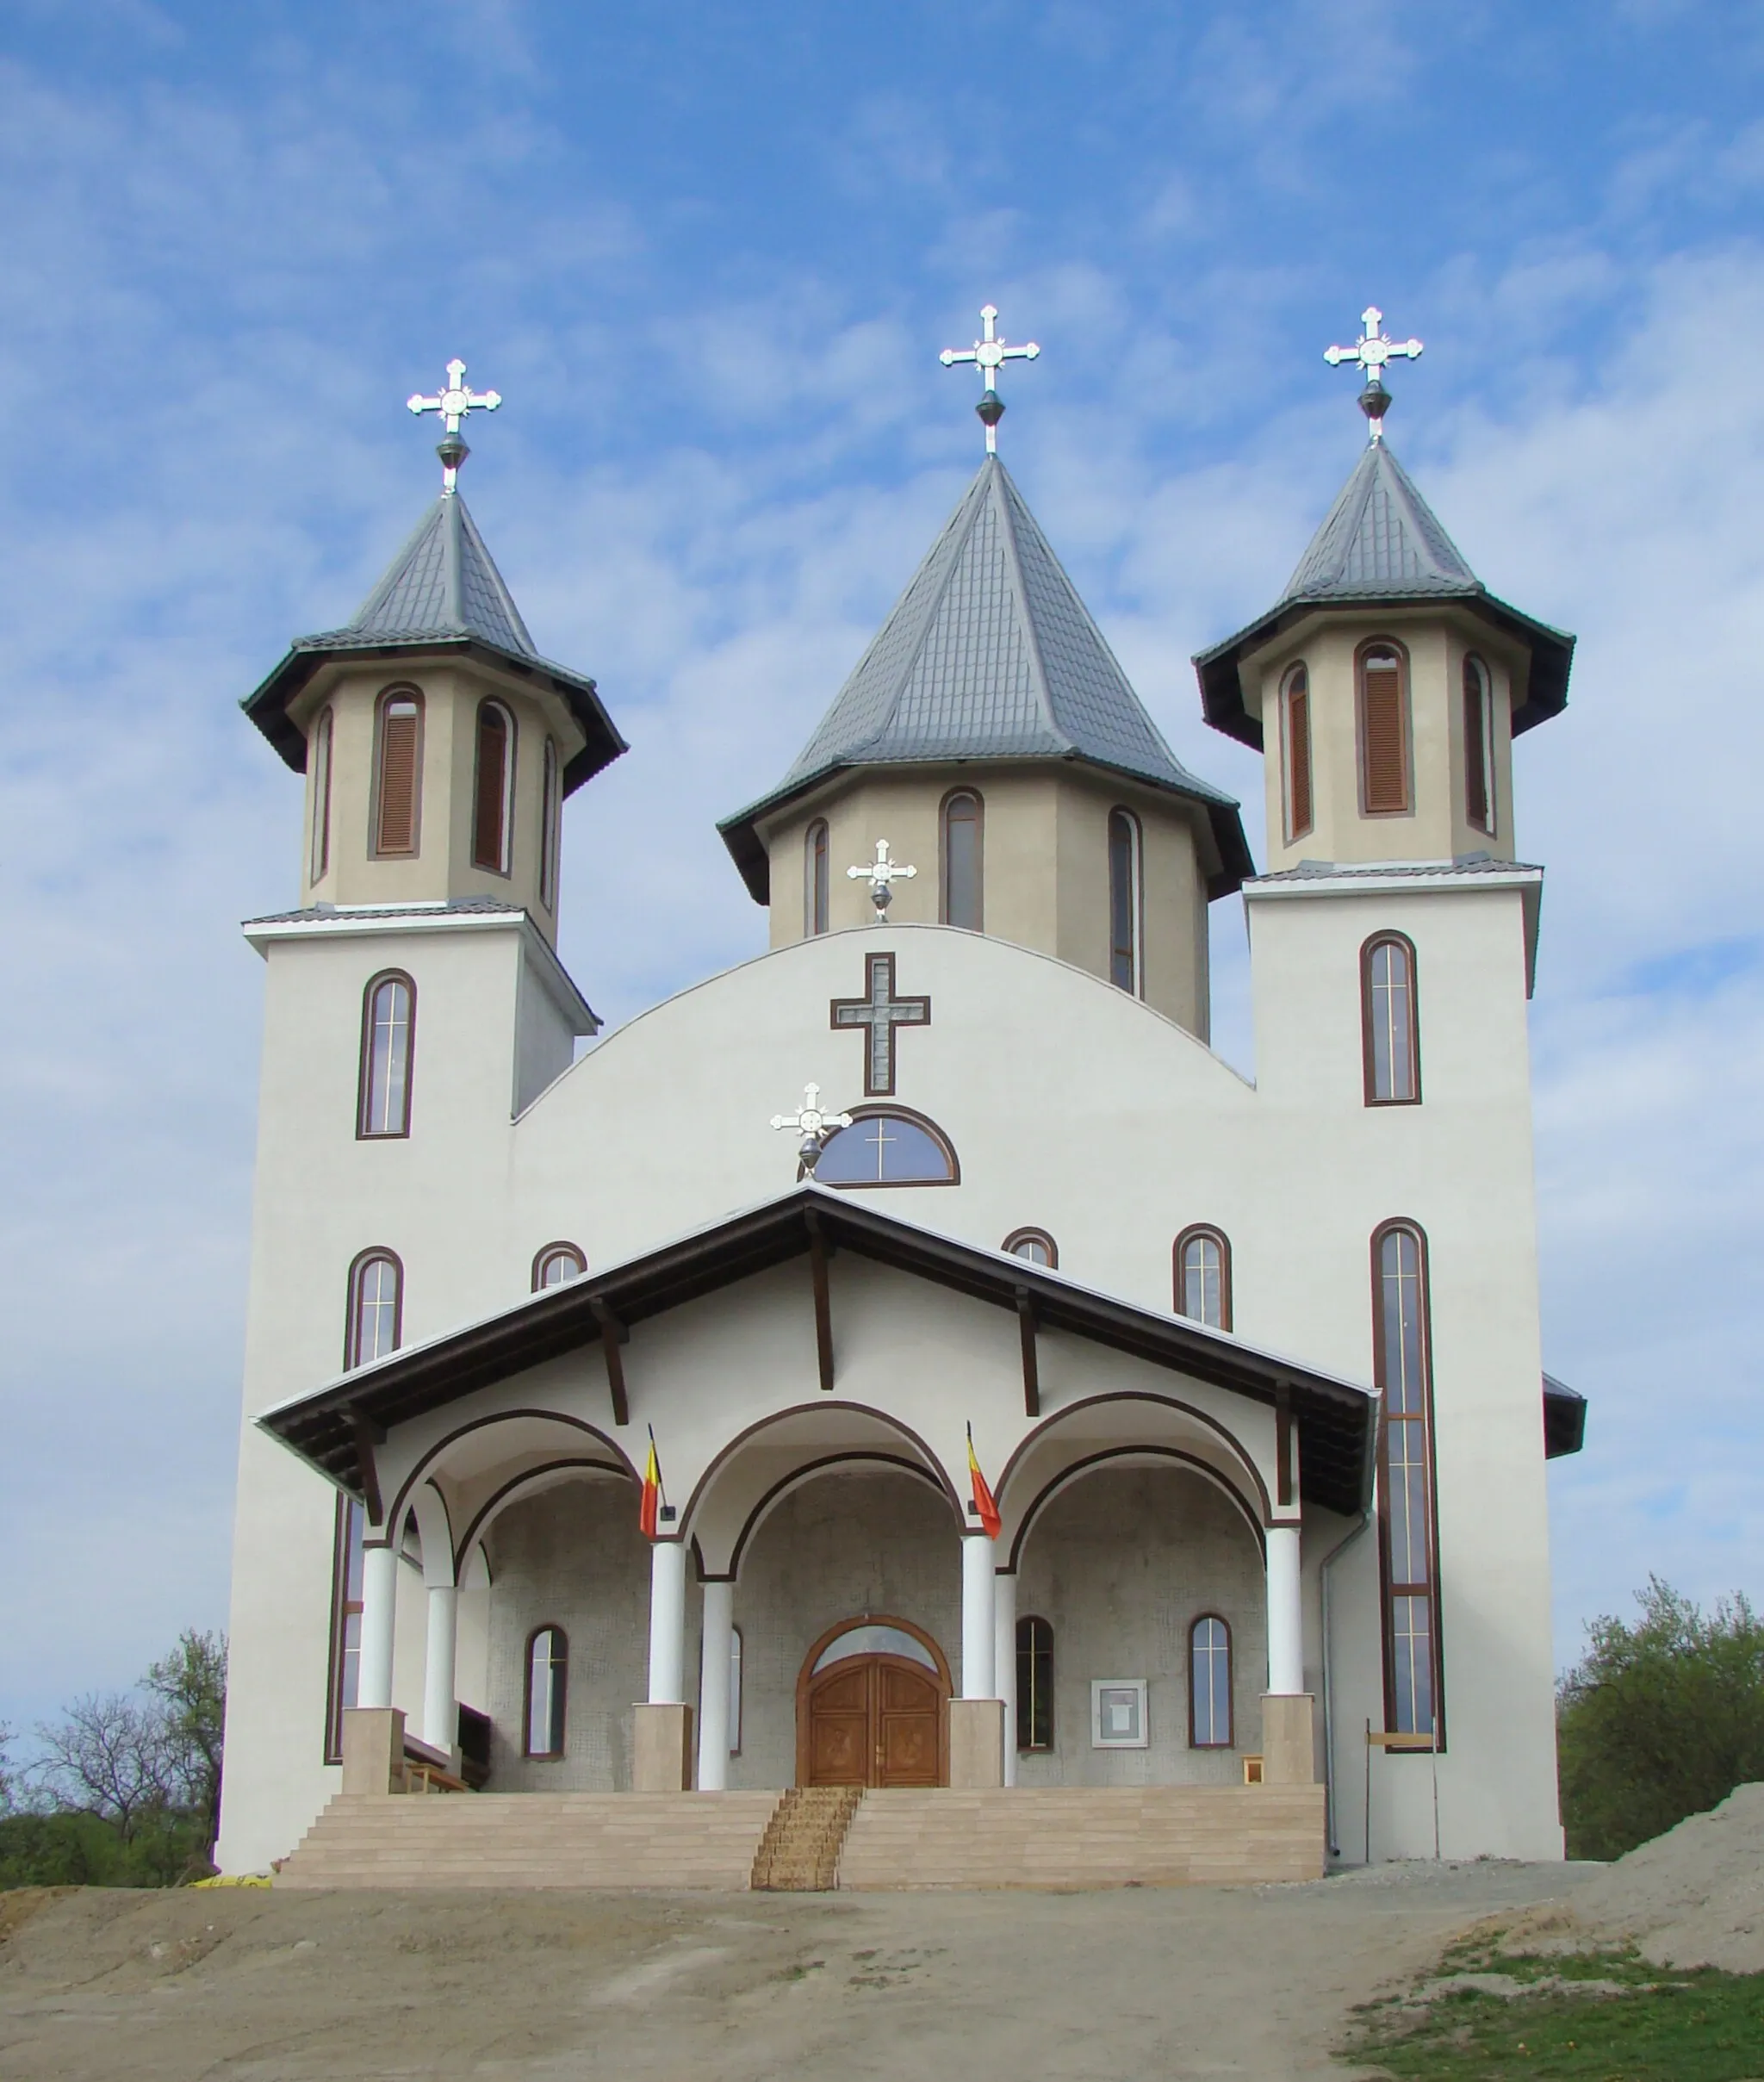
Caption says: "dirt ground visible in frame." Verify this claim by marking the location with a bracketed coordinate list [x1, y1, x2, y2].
[0, 1861, 1591, 2081]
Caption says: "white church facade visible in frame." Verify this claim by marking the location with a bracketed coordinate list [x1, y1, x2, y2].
[215, 320, 1586, 1881]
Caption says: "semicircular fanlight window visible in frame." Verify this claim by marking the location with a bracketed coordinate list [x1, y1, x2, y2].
[816, 1111, 955, 1187]
[811, 1624, 939, 1675]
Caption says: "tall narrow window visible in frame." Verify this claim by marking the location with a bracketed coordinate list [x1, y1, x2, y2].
[1189, 1615, 1233, 1748]
[1281, 665, 1313, 842]
[1016, 1614, 1053, 1751]
[1358, 643, 1410, 816]
[539, 737, 560, 910]
[472, 700, 515, 873]
[324, 1494, 365, 1762]
[357, 973, 416, 1138]
[531, 1242, 587, 1290]
[729, 1626, 743, 1755]
[309, 705, 334, 885]
[345, 1250, 403, 1369]
[373, 689, 423, 856]
[524, 1625, 568, 1758]
[1463, 656, 1495, 835]
[1374, 1222, 1439, 1741]
[1108, 809, 1141, 993]
[804, 819, 829, 935]
[1362, 933, 1420, 1105]
[1174, 1226, 1233, 1332]
[941, 789, 984, 930]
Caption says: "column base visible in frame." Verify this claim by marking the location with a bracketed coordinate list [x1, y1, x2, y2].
[633, 1702, 695, 1791]
[340, 1707, 406, 1796]
[948, 1699, 1005, 1788]
[1259, 1694, 1317, 1785]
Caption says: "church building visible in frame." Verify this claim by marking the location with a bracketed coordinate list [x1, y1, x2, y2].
[216, 314, 1587, 1886]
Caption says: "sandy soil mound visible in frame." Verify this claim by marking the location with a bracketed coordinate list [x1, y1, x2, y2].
[1507, 1782, 1764, 1973]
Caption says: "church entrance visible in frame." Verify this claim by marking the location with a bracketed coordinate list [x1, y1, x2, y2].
[795, 1618, 949, 1788]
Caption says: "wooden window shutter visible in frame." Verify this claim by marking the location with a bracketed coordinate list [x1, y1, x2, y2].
[1362, 656, 1407, 814]
[376, 699, 420, 855]
[1287, 676, 1312, 837]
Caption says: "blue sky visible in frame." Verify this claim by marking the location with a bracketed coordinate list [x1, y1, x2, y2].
[2, 0, 1761, 1734]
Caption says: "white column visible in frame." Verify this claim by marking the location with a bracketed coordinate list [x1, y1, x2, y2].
[994, 1569, 1018, 1786]
[647, 1540, 688, 1705]
[960, 1534, 997, 1700]
[696, 1580, 734, 1792]
[357, 1540, 398, 1712]
[1265, 1523, 1304, 1695]
[421, 1584, 458, 1752]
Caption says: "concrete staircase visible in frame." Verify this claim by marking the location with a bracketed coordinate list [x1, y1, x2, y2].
[750, 1786, 862, 1891]
[835, 1786, 1328, 1889]
[276, 1792, 781, 1889]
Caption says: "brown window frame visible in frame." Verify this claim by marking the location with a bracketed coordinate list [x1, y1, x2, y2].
[310, 705, 334, 885]
[1279, 664, 1313, 842]
[1016, 1613, 1053, 1752]
[1173, 1225, 1233, 1332]
[345, 1247, 404, 1370]
[357, 970, 417, 1140]
[323, 1492, 365, 1765]
[1360, 931, 1421, 1107]
[531, 1241, 587, 1290]
[1356, 639, 1413, 817]
[804, 818, 829, 936]
[539, 736, 560, 910]
[1463, 655, 1496, 836]
[370, 686, 425, 857]
[1188, 1612, 1233, 1749]
[471, 699, 517, 876]
[1002, 1227, 1059, 1270]
[940, 787, 984, 931]
[522, 1624, 569, 1760]
[1107, 807, 1142, 994]
[1370, 1219, 1445, 1749]
[813, 1103, 961, 1190]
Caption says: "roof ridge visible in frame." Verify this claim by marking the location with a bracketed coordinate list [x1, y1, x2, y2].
[989, 458, 1073, 755]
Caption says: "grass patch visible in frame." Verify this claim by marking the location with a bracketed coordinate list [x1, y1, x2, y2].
[1345, 1940, 1764, 2079]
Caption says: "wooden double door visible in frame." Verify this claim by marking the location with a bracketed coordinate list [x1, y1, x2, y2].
[800, 1654, 947, 1788]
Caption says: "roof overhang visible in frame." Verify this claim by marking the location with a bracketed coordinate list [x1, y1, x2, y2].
[1544, 1372, 1587, 1458]
[240, 634, 627, 797]
[1193, 589, 1575, 751]
[259, 1184, 1377, 1518]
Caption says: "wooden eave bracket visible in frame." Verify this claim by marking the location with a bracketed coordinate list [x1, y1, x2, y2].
[1015, 1287, 1040, 1418]
[590, 1298, 630, 1426]
[805, 1211, 835, 1394]
[349, 1411, 386, 1527]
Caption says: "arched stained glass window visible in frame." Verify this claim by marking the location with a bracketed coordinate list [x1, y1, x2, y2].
[310, 705, 334, 885]
[373, 688, 423, 856]
[1003, 1228, 1058, 1269]
[1190, 1615, 1233, 1747]
[1174, 1227, 1233, 1331]
[941, 790, 984, 931]
[532, 1242, 587, 1290]
[345, 1250, 402, 1369]
[1108, 808, 1141, 993]
[1375, 1222, 1438, 1741]
[358, 973, 415, 1138]
[472, 700, 515, 873]
[815, 1108, 959, 1187]
[1016, 1615, 1053, 1752]
[804, 820, 829, 935]
[1281, 664, 1312, 842]
[1363, 934, 1420, 1105]
[524, 1625, 568, 1758]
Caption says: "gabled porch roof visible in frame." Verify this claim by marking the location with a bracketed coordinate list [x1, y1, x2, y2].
[259, 1185, 1379, 1518]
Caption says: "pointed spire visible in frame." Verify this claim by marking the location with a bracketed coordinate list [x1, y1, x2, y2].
[341, 493, 537, 655]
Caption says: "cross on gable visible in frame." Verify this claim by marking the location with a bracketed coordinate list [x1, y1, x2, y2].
[830, 952, 931, 1097]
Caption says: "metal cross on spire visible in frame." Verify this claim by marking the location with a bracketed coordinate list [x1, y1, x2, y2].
[847, 838, 917, 922]
[1323, 307, 1422, 444]
[941, 304, 1040, 455]
[770, 1083, 853, 1175]
[407, 357, 503, 492]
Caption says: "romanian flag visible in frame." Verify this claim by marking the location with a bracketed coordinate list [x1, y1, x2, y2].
[966, 1425, 1001, 1540]
[639, 1428, 662, 1540]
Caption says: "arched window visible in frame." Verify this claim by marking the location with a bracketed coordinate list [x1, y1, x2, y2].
[472, 700, 516, 873]
[941, 789, 984, 931]
[804, 819, 829, 936]
[1003, 1227, 1058, 1269]
[357, 972, 415, 1139]
[1373, 1222, 1439, 1740]
[1016, 1615, 1053, 1752]
[1280, 664, 1312, 842]
[1108, 808, 1141, 993]
[1174, 1226, 1233, 1331]
[531, 1242, 587, 1290]
[1362, 933, 1420, 1105]
[372, 688, 424, 856]
[815, 1106, 959, 1187]
[728, 1625, 744, 1756]
[1463, 656, 1495, 836]
[324, 1494, 365, 1763]
[524, 1625, 568, 1759]
[1189, 1615, 1233, 1747]
[309, 705, 334, 885]
[345, 1249, 402, 1369]
[1357, 642, 1411, 817]
[539, 737, 560, 910]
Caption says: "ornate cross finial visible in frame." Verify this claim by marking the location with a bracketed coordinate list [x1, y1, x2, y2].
[770, 1083, 853, 1175]
[1323, 307, 1422, 444]
[407, 357, 503, 492]
[846, 838, 917, 922]
[941, 304, 1040, 455]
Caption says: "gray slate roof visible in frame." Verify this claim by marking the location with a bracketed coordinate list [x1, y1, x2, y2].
[722, 457, 1251, 901]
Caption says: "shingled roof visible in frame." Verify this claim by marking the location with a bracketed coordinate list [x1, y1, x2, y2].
[721, 456, 1252, 902]
[241, 492, 625, 794]
[1194, 440, 1575, 749]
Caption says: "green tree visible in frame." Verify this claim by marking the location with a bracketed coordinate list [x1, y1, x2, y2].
[144, 1631, 227, 1851]
[1558, 1577, 1764, 1861]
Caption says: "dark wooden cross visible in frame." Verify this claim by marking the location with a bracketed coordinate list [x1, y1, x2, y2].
[829, 952, 930, 1097]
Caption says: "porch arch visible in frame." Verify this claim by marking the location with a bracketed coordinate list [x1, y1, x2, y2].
[1004, 1445, 1267, 1574]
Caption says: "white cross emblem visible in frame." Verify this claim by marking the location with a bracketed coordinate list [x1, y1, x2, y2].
[941, 304, 1040, 455]
[1323, 308, 1422, 444]
[847, 838, 917, 921]
[407, 358, 503, 489]
[770, 1083, 853, 1174]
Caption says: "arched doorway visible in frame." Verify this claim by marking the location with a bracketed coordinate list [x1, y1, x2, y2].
[795, 1616, 950, 1788]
